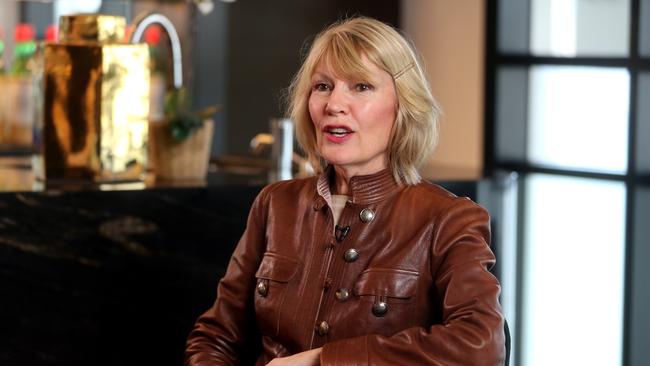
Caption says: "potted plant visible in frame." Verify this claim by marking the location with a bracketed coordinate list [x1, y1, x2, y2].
[148, 87, 219, 181]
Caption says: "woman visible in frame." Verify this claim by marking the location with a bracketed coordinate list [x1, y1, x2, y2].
[185, 17, 505, 365]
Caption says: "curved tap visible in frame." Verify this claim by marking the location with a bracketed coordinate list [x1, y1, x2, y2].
[130, 13, 183, 89]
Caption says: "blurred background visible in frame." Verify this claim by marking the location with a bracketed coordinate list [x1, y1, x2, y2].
[0, 0, 648, 365]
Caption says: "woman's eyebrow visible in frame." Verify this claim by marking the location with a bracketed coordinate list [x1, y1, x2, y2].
[311, 71, 331, 79]
[311, 75, 336, 86]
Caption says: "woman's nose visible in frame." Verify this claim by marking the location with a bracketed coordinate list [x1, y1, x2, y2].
[325, 87, 349, 115]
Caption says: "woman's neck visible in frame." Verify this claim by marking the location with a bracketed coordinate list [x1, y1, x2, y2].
[333, 175, 349, 195]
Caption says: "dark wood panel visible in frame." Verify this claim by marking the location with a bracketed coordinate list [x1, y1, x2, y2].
[224, 0, 400, 154]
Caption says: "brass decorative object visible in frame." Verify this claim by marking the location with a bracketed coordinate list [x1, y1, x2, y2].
[36, 14, 150, 182]
[58, 14, 126, 43]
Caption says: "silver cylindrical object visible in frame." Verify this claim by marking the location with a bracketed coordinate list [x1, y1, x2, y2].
[269, 118, 294, 182]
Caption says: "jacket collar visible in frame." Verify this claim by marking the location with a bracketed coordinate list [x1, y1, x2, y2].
[315, 166, 402, 207]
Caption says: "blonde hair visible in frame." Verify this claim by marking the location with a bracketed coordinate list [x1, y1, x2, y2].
[288, 17, 440, 185]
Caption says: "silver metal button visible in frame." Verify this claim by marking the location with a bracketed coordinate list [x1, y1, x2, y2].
[257, 280, 268, 297]
[344, 249, 359, 262]
[316, 320, 330, 336]
[335, 288, 350, 301]
[359, 208, 375, 223]
[372, 301, 388, 317]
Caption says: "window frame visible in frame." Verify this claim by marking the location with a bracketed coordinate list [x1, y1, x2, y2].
[484, 1, 647, 365]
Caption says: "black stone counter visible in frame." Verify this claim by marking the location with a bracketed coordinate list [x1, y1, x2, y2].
[0, 185, 261, 366]
[0, 170, 478, 366]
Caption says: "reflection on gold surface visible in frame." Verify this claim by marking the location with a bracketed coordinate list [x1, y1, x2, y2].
[42, 40, 149, 182]
[100, 44, 150, 180]
[43, 44, 101, 179]
[59, 14, 126, 43]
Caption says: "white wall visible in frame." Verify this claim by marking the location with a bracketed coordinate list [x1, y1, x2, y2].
[401, 0, 485, 180]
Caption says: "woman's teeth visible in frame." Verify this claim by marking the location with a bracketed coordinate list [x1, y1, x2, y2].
[327, 127, 351, 137]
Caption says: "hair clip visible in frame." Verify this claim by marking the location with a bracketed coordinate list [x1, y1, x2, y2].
[394, 62, 414, 79]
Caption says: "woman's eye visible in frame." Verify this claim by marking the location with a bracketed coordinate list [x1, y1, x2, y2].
[355, 83, 373, 92]
[313, 83, 330, 92]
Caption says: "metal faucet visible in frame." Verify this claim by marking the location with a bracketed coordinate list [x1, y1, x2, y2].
[129, 13, 183, 89]
[249, 119, 315, 181]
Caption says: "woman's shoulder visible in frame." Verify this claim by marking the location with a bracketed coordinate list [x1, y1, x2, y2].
[256, 175, 320, 202]
[403, 180, 486, 214]
[406, 180, 460, 202]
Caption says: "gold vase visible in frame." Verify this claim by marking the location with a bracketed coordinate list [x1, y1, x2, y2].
[35, 14, 150, 183]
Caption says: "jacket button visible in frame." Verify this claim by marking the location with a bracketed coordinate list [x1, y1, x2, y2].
[316, 321, 330, 336]
[359, 208, 375, 223]
[335, 288, 350, 301]
[256, 280, 268, 297]
[344, 249, 359, 262]
[372, 301, 388, 317]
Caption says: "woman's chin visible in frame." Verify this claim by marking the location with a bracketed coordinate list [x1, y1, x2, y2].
[322, 156, 353, 168]
[319, 151, 350, 166]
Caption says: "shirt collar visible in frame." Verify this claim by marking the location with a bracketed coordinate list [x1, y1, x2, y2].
[316, 166, 402, 206]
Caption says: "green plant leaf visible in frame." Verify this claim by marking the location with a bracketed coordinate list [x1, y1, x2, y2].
[163, 87, 219, 142]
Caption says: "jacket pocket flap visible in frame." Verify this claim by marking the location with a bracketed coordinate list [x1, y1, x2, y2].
[354, 268, 419, 298]
[255, 253, 299, 283]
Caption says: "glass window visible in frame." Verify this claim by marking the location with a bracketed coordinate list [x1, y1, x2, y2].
[478, 171, 520, 360]
[497, 0, 530, 54]
[496, 67, 528, 163]
[636, 73, 650, 174]
[527, 65, 629, 174]
[529, 0, 630, 57]
[630, 185, 650, 366]
[522, 174, 626, 366]
[640, 0, 650, 56]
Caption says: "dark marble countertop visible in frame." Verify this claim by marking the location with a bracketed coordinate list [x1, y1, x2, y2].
[0, 182, 262, 365]
[0, 155, 481, 365]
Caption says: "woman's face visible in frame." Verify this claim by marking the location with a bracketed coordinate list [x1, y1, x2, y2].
[308, 57, 397, 177]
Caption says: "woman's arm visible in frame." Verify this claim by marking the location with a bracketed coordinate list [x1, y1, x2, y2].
[266, 348, 322, 366]
[320, 199, 505, 366]
[184, 189, 269, 366]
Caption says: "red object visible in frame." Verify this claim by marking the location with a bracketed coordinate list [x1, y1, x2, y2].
[15, 23, 35, 42]
[123, 25, 133, 41]
[144, 25, 162, 45]
[45, 24, 58, 42]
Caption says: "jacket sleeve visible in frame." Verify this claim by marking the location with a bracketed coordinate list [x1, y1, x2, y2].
[184, 188, 269, 366]
[320, 198, 505, 366]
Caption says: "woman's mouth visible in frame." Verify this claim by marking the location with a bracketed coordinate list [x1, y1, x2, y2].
[323, 126, 353, 142]
[327, 127, 352, 137]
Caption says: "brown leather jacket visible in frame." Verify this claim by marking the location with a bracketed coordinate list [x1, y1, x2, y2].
[185, 169, 505, 365]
